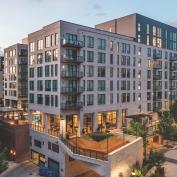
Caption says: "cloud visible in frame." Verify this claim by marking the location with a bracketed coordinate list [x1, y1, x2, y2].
[95, 12, 107, 17]
[93, 3, 101, 9]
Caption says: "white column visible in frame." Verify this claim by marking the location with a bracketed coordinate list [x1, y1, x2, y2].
[93, 112, 98, 132]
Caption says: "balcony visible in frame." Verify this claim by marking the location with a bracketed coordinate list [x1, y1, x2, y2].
[153, 85, 162, 91]
[61, 38, 83, 48]
[60, 102, 83, 110]
[153, 96, 162, 101]
[48, 129, 60, 138]
[153, 75, 162, 80]
[170, 75, 177, 80]
[61, 86, 84, 94]
[153, 54, 162, 59]
[170, 85, 177, 90]
[60, 55, 84, 64]
[61, 71, 84, 79]
[30, 124, 45, 133]
[153, 63, 162, 69]
[170, 56, 177, 61]
[170, 66, 177, 71]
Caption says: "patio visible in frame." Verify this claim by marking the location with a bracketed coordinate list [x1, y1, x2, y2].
[68, 134, 128, 154]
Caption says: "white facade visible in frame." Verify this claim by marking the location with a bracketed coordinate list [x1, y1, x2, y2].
[28, 21, 177, 177]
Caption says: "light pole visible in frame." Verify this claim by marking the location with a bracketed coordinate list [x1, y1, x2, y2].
[106, 130, 110, 155]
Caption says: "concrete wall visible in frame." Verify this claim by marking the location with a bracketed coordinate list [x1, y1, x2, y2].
[108, 137, 143, 177]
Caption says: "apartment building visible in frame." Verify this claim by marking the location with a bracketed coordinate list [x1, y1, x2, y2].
[27, 15, 177, 176]
[0, 56, 4, 106]
[4, 44, 28, 111]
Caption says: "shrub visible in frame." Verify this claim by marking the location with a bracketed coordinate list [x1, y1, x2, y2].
[89, 132, 110, 142]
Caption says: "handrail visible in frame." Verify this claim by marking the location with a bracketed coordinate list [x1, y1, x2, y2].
[30, 124, 45, 132]
[61, 138, 108, 161]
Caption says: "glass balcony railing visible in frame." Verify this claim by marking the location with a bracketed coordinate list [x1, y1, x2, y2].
[61, 71, 84, 78]
[61, 86, 84, 94]
[60, 55, 84, 63]
[60, 102, 83, 110]
[61, 38, 84, 48]
[170, 75, 177, 80]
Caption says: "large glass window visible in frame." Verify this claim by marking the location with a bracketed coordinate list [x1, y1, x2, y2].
[45, 80, 51, 91]
[98, 94, 105, 105]
[52, 80, 58, 91]
[98, 38, 106, 50]
[87, 94, 94, 106]
[45, 51, 52, 62]
[37, 40, 43, 50]
[29, 68, 34, 78]
[37, 80, 43, 91]
[37, 67, 43, 77]
[87, 80, 94, 91]
[29, 81, 34, 91]
[45, 65, 50, 77]
[98, 52, 106, 64]
[98, 66, 105, 77]
[87, 36, 94, 48]
[87, 51, 94, 62]
[37, 94, 43, 104]
[98, 80, 105, 91]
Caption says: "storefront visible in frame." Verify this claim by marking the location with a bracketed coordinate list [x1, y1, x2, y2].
[83, 113, 93, 133]
[97, 111, 117, 132]
[48, 158, 59, 176]
[66, 114, 78, 135]
[31, 150, 45, 166]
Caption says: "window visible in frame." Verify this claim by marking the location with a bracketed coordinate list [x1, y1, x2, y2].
[98, 94, 105, 105]
[110, 93, 113, 104]
[37, 80, 43, 91]
[87, 80, 94, 91]
[45, 36, 51, 48]
[55, 95, 58, 107]
[29, 55, 35, 65]
[98, 80, 105, 91]
[98, 52, 106, 63]
[87, 94, 94, 105]
[29, 93, 34, 103]
[37, 40, 43, 50]
[110, 54, 113, 64]
[55, 64, 58, 76]
[30, 42, 35, 52]
[29, 68, 34, 78]
[52, 80, 57, 91]
[37, 53, 43, 64]
[37, 67, 43, 77]
[45, 65, 50, 77]
[45, 80, 51, 91]
[48, 142, 59, 153]
[87, 66, 94, 77]
[98, 38, 106, 50]
[53, 49, 58, 61]
[34, 139, 41, 148]
[98, 66, 105, 77]
[87, 36, 94, 48]
[29, 81, 34, 91]
[37, 94, 43, 104]
[87, 51, 94, 62]
[45, 95, 50, 106]
[45, 51, 52, 62]
[138, 23, 141, 32]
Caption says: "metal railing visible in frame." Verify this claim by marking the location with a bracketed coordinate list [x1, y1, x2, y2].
[61, 86, 84, 94]
[61, 55, 84, 63]
[30, 124, 45, 133]
[61, 71, 84, 78]
[61, 138, 108, 161]
[48, 129, 60, 137]
[62, 38, 84, 48]
[60, 102, 83, 110]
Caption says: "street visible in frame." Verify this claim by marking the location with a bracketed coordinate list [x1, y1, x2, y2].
[0, 161, 39, 177]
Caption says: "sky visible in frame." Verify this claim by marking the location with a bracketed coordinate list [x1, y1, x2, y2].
[0, 0, 177, 54]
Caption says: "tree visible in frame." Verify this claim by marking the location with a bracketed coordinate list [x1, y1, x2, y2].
[169, 100, 177, 123]
[158, 111, 173, 137]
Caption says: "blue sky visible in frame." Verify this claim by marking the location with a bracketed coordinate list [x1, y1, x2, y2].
[0, 0, 177, 52]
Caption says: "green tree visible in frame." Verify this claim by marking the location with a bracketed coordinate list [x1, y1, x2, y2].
[158, 111, 173, 137]
[169, 100, 177, 123]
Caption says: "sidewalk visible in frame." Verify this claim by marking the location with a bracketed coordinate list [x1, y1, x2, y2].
[0, 161, 20, 177]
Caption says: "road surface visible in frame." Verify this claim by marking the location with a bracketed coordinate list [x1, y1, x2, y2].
[1, 161, 39, 177]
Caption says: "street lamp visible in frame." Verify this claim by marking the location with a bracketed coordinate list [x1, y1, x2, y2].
[106, 130, 110, 155]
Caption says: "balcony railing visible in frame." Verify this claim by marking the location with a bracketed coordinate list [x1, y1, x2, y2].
[61, 86, 84, 94]
[153, 63, 162, 69]
[61, 102, 83, 110]
[153, 85, 162, 91]
[48, 129, 60, 138]
[170, 56, 177, 61]
[170, 85, 177, 90]
[61, 138, 108, 161]
[153, 96, 162, 101]
[170, 75, 177, 80]
[153, 54, 162, 59]
[170, 66, 177, 71]
[30, 124, 45, 133]
[60, 55, 84, 64]
[61, 38, 84, 48]
[153, 75, 162, 80]
[61, 71, 84, 79]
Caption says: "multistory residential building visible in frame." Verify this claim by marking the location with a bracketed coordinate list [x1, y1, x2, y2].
[27, 17, 177, 177]
[4, 44, 28, 110]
